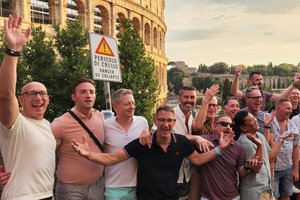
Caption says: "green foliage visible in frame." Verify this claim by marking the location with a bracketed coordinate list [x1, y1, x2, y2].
[111, 19, 160, 123]
[167, 67, 184, 95]
[209, 62, 229, 74]
[198, 64, 208, 73]
[222, 79, 231, 103]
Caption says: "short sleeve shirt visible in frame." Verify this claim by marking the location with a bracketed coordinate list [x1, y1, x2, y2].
[123, 133, 194, 200]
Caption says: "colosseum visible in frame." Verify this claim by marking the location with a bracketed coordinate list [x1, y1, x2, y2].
[1, 0, 168, 104]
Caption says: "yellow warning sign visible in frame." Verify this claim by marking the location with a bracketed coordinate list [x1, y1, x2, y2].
[95, 38, 115, 57]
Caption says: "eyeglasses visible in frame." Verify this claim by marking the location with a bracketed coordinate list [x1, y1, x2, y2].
[208, 104, 218, 107]
[21, 91, 48, 98]
[246, 96, 262, 100]
[157, 118, 176, 124]
[216, 121, 233, 128]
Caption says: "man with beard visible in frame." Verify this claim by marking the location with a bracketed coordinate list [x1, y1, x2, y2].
[231, 65, 300, 111]
[271, 98, 299, 200]
[72, 106, 234, 200]
[51, 78, 105, 200]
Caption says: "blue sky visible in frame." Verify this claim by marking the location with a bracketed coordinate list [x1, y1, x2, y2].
[165, 0, 300, 68]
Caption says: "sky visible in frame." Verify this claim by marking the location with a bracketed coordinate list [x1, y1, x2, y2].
[165, 0, 300, 68]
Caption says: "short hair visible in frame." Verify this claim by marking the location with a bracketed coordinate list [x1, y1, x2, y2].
[112, 88, 133, 103]
[249, 71, 261, 80]
[275, 98, 290, 107]
[178, 85, 196, 96]
[244, 86, 260, 98]
[214, 115, 231, 124]
[71, 78, 95, 94]
[155, 105, 174, 116]
[222, 97, 240, 108]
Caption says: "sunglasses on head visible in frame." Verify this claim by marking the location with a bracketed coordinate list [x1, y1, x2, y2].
[216, 121, 233, 128]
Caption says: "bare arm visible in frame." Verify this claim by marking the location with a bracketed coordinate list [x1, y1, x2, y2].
[0, 13, 30, 128]
[230, 65, 244, 99]
[193, 84, 219, 133]
[185, 135, 214, 152]
[72, 135, 130, 166]
[188, 131, 233, 165]
[292, 145, 299, 182]
[269, 73, 300, 102]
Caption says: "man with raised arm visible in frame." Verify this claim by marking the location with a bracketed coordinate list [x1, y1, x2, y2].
[231, 65, 300, 111]
[72, 106, 233, 200]
[0, 13, 55, 200]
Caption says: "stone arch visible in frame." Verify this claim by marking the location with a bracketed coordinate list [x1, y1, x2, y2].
[30, 0, 53, 24]
[144, 22, 150, 45]
[132, 17, 141, 36]
[93, 5, 109, 35]
[116, 12, 126, 37]
[66, 0, 85, 23]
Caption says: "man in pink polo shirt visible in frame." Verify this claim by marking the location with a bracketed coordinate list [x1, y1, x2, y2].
[51, 78, 105, 200]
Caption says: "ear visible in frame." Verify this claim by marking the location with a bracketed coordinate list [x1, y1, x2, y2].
[18, 95, 24, 106]
[71, 94, 76, 101]
[240, 125, 247, 132]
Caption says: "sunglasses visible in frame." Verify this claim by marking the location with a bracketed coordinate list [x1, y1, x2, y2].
[216, 121, 233, 128]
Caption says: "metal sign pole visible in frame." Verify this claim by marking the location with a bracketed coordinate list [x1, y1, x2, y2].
[104, 81, 111, 110]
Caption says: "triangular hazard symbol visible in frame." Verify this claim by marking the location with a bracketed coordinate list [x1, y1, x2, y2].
[95, 38, 114, 57]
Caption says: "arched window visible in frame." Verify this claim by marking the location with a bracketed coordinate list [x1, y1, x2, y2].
[132, 17, 140, 35]
[144, 23, 150, 45]
[94, 5, 109, 35]
[66, 0, 78, 21]
[94, 7, 102, 34]
[116, 13, 125, 37]
[0, 0, 11, 17]
[30, 0, 51, 24]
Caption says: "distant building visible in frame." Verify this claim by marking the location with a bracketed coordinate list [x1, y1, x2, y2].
[175, 61, 197, 75]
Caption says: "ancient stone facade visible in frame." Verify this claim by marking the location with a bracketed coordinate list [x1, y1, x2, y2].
[1, 0, 168, 104]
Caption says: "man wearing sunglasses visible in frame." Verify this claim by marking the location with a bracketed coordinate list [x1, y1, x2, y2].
[0, 13, 55, 200]
[195, 115, 259, 200]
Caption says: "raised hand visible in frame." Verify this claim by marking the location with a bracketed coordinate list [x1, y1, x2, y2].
[246, 133, 262, 146]
[235, 65, 243, 77]
[218, 129, 234, 151]
[263, 111, 275, 127]
[195, 136, 214, 152]
[71, 135, 91, 158]
[4, 12, 31, 51]
[202, 84, 219, 104]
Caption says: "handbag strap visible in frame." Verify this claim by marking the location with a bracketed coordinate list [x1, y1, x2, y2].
[68, 110, 104, 152]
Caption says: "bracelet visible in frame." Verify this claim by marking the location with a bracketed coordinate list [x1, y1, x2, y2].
[264, 126, 271, 129]
[214, 146, 222, 156]
[5, 45, 21, 57]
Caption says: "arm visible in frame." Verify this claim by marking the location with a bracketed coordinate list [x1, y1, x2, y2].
[292, 145, 299, 182]
[0, 13, 30, 128]
[269, 131, 292, 162]
[185, 135, 213, 152]
[230, 65, 244, 99]
[246, 134, 263, 173]
[72, 135, 130, 166]
[188, 131, 233, 165]
[192, 84, 219, 133]
[269, 73, 300, 102]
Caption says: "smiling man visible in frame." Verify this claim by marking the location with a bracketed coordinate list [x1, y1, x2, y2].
[51, 78, 105, 200]
[72, 105, 233, 200]
[0, 13, 56, 200]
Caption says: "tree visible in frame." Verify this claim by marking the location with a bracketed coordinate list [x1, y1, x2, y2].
[198, 64, 208, 73]
[209, 62, 229, 74]
[222, 79, 231, 103]
[111, 19, 160, 122]
[167, 67, 184, 95]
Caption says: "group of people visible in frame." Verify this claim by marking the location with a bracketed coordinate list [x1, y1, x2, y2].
[1, 12, 300, 200]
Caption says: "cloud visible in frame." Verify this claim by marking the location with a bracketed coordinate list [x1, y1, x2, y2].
[167, 28, 221, 42]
